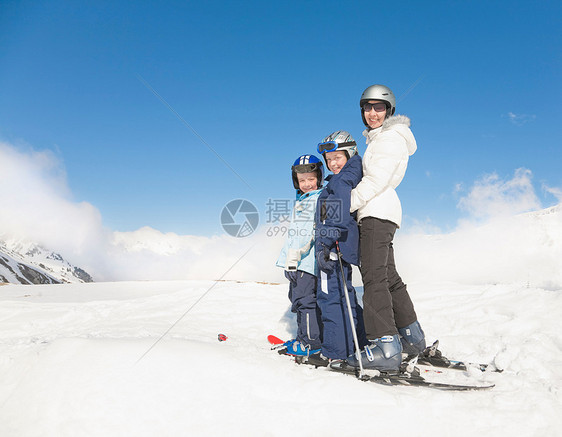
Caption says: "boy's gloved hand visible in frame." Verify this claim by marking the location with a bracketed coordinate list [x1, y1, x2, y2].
[316, 246, 336, 273]
[317, 227, 341, 249]
[284, 270, 298, 283]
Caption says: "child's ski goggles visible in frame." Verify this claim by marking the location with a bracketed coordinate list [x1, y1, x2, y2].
[317, 140, 356, 154]
[292, 162, 322, 174]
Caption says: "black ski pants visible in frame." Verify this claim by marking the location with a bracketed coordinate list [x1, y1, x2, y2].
[359, 217, 417, 340]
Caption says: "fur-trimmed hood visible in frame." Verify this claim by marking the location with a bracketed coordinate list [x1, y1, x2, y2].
[363, 114, 417, 156]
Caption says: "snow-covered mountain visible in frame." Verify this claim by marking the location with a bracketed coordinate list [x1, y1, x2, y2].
[0, 239, 93, 285]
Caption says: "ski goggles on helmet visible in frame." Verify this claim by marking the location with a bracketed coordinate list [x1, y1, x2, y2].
[292, 162, 321, 173]
[317, 140, 357, 154]
[362, 102, 387, 113]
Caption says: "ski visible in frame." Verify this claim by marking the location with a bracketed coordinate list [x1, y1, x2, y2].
[267, 335, 321, 358]
[329, 361, 495, 391]
[371, 369, 494, 391]
[267, 335, 292, 354]
[417, 340, 502, 373]
[267, 335, 285, 346]
[268, 335, 496, 390]
[269, 336, 500, 372]
[268, 335, 299, 356]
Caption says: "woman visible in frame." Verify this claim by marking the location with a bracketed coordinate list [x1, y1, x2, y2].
[345, 84, 426, 371]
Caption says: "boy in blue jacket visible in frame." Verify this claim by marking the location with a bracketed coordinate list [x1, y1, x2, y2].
[276, 154, 324, 356]
[307, 131, 367, 366]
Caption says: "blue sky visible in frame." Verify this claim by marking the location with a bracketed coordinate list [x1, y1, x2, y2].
[1, 0, 560, 237]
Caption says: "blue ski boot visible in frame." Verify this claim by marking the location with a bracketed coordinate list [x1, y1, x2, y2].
[276, 339, 296, 356]
[285, 340, 320, 357]
[282, 339, 296, 348]
[398, 321, 426, 357]
[345, 335, 402, 371]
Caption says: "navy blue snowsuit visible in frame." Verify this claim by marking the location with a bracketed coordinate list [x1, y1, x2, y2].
[315, 155, 368, 359]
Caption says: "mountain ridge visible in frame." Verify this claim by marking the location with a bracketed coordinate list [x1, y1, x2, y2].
[0, 239, 93, 285]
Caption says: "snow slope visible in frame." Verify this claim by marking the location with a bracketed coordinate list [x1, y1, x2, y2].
[1, 280, 560, 436]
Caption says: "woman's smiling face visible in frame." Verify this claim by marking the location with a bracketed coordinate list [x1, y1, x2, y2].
[363, 100, 387, 129]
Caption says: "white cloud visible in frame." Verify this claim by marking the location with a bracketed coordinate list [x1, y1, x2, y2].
[105, 226, 286, 283]
[457, 168, 541, 220]
[397, 169, 562, 289]
[396, 204, 562, 289]
[0, 142, 285, 283]
[0, 142, 109, 259]
[506, 112, 536, 126]
[542, 183, 562, 202]
[1, 141, 561, 289]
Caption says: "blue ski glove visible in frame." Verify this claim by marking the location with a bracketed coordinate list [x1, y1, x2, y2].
[284, 270, 298, 284]
[316, 246, 336, 273]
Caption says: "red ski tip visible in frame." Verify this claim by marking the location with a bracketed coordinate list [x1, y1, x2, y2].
[267, 335, 285, 345]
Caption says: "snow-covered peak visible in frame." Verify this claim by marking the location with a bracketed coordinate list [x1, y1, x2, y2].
[0, 238, 93, 285]
[111, 226, 213, 256]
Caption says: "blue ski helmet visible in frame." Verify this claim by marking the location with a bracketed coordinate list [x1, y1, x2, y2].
[291, 154, 323, 191]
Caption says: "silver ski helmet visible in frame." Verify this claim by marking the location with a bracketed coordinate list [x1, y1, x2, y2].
[360, 84, 396, 127]
[291, 154, 323, 191]
[317, 130, 357, 162]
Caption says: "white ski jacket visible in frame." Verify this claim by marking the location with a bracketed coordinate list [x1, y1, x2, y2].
[350, 115, 417, 228]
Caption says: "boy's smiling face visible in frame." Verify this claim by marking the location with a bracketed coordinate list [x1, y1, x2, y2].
[325, 151, 348, 175]
[297, 172, 318, 193]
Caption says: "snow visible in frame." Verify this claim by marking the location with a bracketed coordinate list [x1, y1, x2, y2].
[0, 249, 60, 285]
[0, 251, 31, 284]
[1, 279, 561, 436]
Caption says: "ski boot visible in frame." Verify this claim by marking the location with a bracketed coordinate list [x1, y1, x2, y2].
[345, 334, 402, 372]
[285, 340, 320, 357]
[398, 321, 426, 357]
[306, 351, 333, 367]
[275, 338, 295, 355]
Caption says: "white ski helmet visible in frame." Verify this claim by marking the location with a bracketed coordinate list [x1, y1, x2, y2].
[359, 84, 396, 127]
[317, 130, 357, 160]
